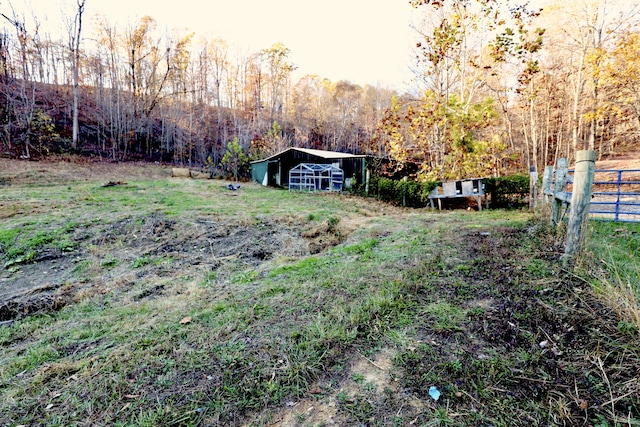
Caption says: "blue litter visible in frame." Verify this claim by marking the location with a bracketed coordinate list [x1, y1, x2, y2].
[429, 386, 441, 401]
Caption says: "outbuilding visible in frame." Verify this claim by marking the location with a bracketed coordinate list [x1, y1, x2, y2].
[250, 147, 367, 190]
[428, 178, 487, 210]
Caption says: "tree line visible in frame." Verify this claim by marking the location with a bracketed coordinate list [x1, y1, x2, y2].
[378, 0, 640, 181]
[0, 3, 395, 172]
[0, 0, 638, 181]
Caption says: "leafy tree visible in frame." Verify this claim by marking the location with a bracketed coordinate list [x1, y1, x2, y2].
[541, 0, 639, 152]
[377, 91, 500, 180]
[492, 23, 545, 172]
[260, 43, 297, 123]
[220, 137, 248, 181]
[328, 80, 362, 152]
[602, 29, 640, 124]
[30, 110, 61, 155]
[406, 0, 544, 178]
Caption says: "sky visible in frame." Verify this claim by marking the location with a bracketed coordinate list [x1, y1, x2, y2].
[4, 0, 419, 90]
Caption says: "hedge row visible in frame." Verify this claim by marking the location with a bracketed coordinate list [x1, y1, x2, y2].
[483, 174, 530, 208]
[366, 175, 438, 208]
[361, 174, 530, 209]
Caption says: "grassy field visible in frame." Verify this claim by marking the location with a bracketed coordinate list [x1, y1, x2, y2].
[0, 158, 639, 427]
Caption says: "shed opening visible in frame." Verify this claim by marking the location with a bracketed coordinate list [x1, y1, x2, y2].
[288, 163, 344, 192]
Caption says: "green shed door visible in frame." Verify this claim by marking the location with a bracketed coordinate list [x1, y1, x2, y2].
[251, 162, 268, 185]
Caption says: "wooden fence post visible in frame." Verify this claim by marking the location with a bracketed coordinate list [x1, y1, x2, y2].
[529, 166, 538, 211]
[542, 165, 553, 204]
[551, 158, 568, 226]
[563, 150, 596, 267]
[365, 169, 370, 195]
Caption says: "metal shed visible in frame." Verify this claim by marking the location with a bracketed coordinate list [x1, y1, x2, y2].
[288, 163, 344, 192]
[250, 147, 366, 189]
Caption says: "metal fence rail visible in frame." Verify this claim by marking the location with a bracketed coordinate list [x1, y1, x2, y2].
[572, 169, 640, 223]
[544, 165, 640, 223]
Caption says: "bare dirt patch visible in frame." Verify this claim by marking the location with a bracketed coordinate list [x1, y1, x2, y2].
[0, 211, 358, 321]
[262, 348, 401, 427]
[598, 151, 640, 169]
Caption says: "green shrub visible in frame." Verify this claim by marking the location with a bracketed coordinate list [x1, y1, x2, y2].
[366, 175, 437, 208]
[484, 174, 529, 208]
[365, 174, 528, 210]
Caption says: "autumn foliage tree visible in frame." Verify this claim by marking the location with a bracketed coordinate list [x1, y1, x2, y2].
[377, 91, 501, 180]
[376, 0, 535, 180]
[597, 27, 640, 152]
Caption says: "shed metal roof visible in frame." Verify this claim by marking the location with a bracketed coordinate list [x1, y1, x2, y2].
[250, 147, 366, 164]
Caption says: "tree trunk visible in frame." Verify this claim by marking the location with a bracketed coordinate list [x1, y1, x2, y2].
[71, 0, 85, 150]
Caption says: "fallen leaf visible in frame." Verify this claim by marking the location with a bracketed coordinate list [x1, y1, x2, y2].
[179, 316, 192, 324]
[116, 402, 131, 415]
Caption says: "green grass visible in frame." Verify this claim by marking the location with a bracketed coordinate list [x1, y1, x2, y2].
[1, 221, 79, 267]
[422, 301, 467, 332]
[1, 167, 639, 427]
[0, 228, 20, 250]
[585, 221, 640, 292]
[582, 220, 640, 334]
[132, 255, 152, 269]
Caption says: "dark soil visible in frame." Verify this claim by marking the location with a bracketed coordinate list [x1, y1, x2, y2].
[392, 224, 640, 426]
[0, 212, 349, 322]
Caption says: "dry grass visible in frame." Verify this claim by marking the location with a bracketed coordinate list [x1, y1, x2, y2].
[594, 260, 640, 335]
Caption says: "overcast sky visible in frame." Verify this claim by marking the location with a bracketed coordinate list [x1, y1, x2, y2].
[4, 0, 418, 90]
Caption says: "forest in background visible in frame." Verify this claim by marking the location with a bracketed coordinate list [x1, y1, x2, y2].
[0, 0, 639, 181]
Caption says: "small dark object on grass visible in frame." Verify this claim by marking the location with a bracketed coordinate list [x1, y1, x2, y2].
[102, 181, 127, 187]
[226, 184, 241, 191]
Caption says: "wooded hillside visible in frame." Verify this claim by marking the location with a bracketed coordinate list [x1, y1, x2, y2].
[0, 0, 638, 180]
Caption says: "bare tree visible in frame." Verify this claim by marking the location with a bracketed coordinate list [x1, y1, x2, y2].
[68, 0, 86, 150]
[2, 9, 36, 158]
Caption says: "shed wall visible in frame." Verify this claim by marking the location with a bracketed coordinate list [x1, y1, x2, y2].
[251, 161, 268, 185]
[251, 149, 366, 188]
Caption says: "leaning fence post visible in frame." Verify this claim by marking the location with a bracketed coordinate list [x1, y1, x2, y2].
[563, 150, 596, 267]
[551, 158, 568, 226]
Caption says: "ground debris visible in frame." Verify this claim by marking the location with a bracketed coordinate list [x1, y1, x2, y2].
[102, 181, 127, 187]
